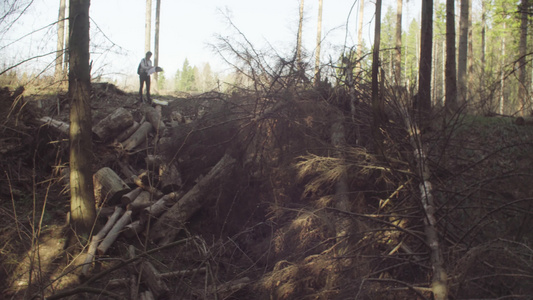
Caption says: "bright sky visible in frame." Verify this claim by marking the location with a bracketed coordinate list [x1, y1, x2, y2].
[1, 0, 421, 84]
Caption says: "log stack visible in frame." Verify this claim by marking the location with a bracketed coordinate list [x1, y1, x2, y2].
[69, 103, 242, 299]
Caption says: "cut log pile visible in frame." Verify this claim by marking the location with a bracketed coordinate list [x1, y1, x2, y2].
[36, 102, 248, 298]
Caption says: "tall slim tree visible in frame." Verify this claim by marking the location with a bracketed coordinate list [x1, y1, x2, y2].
[372, 0, 385, 145]
[357, 0, 364, 70]
[518, 0, 528, 114]
[314, 0, 323, 83]
[68, 0, 95, 240]
[145, 0, 152, 53]
[55, 0, 67, 80]
[445, 0, 457, 113]
[480, 0, 486, 101]
[418, 0, 433, 123]
[457, 0, 469, 106]
[154, 0, 160, 84]
[394, 0, 402, 85]
[297, 0, 304, 69]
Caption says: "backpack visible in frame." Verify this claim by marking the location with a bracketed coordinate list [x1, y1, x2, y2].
[137, 62, 141, 75]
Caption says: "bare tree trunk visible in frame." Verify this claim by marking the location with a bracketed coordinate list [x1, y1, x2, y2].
[500, 23, 506, 115]
[480, 0, 486, 105]
[458, 0, 469, 106]
[395, 0, 402, 86]
[444, 0, 457, 113]
[357, 0, 365, 71]
[68, 0, 95, 240]
[372, 0, 385, 146]
[297, 0, 304, 68]
[518, 0, 529, 115]
[154, 0, 160, 85]
[145, 0, 152, 53]
[55, 0, 67, 80]
[314, 0, 323, 83]
[418, 0, 433, 127]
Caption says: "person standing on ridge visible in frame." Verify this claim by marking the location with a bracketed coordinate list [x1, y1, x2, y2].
[138, 51, 153, 104]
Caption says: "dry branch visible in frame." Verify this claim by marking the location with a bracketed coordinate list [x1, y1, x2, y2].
[159, 267, 207, 278]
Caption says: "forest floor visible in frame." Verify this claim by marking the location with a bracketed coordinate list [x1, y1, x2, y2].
[1, 83, 533, 299]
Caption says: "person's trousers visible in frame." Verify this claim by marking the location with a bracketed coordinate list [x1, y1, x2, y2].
[139, 74, 151, 102]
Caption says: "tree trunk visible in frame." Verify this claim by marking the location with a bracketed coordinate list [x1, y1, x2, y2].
[55, 0, 67, 80]
[458, 0, 469, 106]
[500, 23, 506, 115]
[92, 107, 134, 142]
[445, 0, 457, 113]
[68, 0, 95, 239]
[154, 0, 161, 85]
[480, 0, 486, 105]
[394, 0, 402, 86]
[418, 0, 433, 127]
[297, 0, 304, 70]
[357, 0, 364, 70]
[372, 0, 385, 145]
[145, 0, 152, 53]
[314, 0, 323, 83]
[518, 0, 529, 115]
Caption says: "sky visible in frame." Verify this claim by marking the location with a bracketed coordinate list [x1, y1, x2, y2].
[1, 0, 421, 86]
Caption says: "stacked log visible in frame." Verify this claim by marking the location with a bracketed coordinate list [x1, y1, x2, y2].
[92, 107, 134, 142]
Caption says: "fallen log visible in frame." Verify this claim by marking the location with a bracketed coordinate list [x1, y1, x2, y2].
[122, 121, 153, 151]
[150, 153, 237, 245]
[116, 159, 137, 182]
[93, 167, 131, 206]
[123, 220, 144, 238]
[116, 120, 140, 143]
[128, 191, 153, 212]
[81, 206, 125, 276]
[92, 107, 134, 142]
[145, 106, 166, 136]
[140, 192, 181, 225]
[140, 261, 169, 299]
[121, 187, 143, 206]
[97, 210, 132, 255]
[158, 162, 182, 193]
[38, 116, 69, 135]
